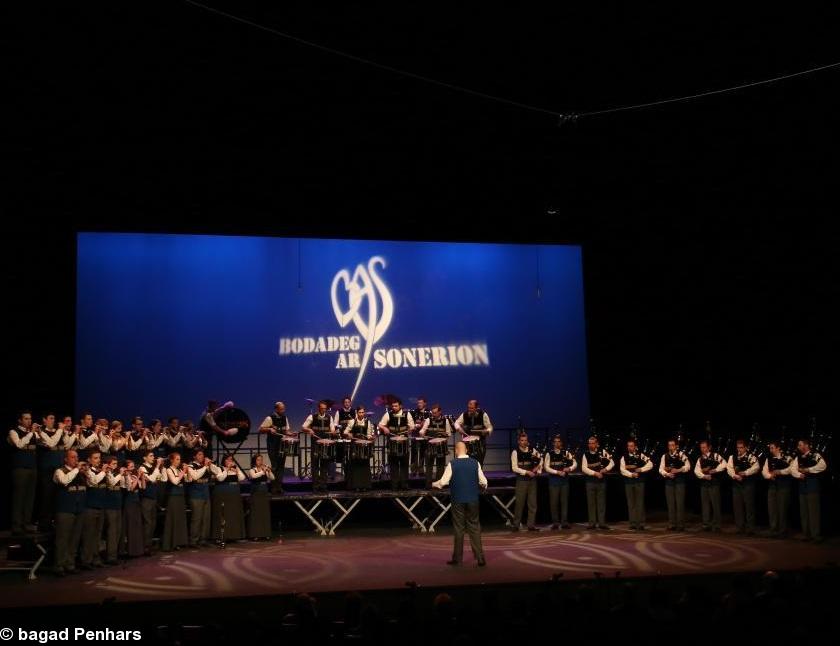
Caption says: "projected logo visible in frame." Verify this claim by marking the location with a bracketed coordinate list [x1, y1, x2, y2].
[279, 255, 489, 399]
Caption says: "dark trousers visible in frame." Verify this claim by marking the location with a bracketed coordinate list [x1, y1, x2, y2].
[451, 501, 484, 562]
[513, 478, 537, 528]
[425, 455, 447, 488]
[140, 497, 158, 550]
[732, 479, 756, 532]
[37, 465, 59, 528]
[389, 455, 409, 489]
[54, 511, 84, 571]
[700, 482, 722, 529]
[548, 482, 569, 525]
[11, 467, 37, 532]
[268, 447, 287, 492]
[625, 480, 647, 527]
[312, 458, 330, 491]
[347, 460, 372, 490]
[585, 479, 607, 526]
[103, 509, 122, 561]
[474, 438, 487, 466]
[799, 480, 821, 539]
[189, 497, 211, 544]
[664, 480, 685, 528]
[81, 508, 105, 566]
[767, 482, 791, 534]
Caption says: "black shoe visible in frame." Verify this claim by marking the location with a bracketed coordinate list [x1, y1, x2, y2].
[599, 525, 611, 530]
[667, 525, 677, 531]
[813, 536, 824, 544]
[477, 559, 486, 567]
[702, 525, 711, 532]
[446, 559, 461, 566]
[637, 525, 646, 531]
[510, 526, 520, 532]
[561, 523, 571, 529]
[54, 567, 66, 577]
[527, 526, 540, 532]
[80, 564, 94, 571]
[586, 524, 596, 530]
[550, 524, 559, 530]
[105, 559, 118, 566]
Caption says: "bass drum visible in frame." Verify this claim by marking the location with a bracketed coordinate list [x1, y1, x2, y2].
[200, 407, 251, 444]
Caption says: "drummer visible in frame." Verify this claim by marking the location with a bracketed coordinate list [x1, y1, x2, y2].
[419, 404, 452, 488]
[302, 400, 337, 493]
[410, 397, 432, 476]
[378, 398, 415, 491]
[454, 400, 493, 466]
[259, 402, 293, 494]
[343, 406, 375, 491]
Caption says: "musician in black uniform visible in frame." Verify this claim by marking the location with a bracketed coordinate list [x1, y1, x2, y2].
[762, 440, 793, 538]
[344, 406, 375, 491]
[259, 402, 292, 494]
[52, 449, 87, 576]
[454, 400, 493, 466]
[8, 411, 39, 535]
[727, 439, 759, 535]
[659, 439, 690, 531]
[333, 396, 355, 476]
[621, 438, 654, 530]
[791, 438, 827, 542]
[302, 401, 337, 493]
[36, 412, 65, 531]
[411, 397, 431, 476]
[581, 436, 614, 530]
[378, 399, 415, 490]
[419, 405, 452, 488]
[511, 431, 542, 531]
[543, 435, 577, 529]
[694, 439, 726, 531]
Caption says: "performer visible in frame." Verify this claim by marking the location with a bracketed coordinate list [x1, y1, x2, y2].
[694, 439, 726, 531]
[621, 438, 654, 530]
[581, 436, 614, 530]
[791, 438, 826, 542]
[302, 400, 337, 493]
[120, 459, 144, 558]
[543, 434, 577, 529]
[148, 419, 166, 459]
[93, 418, 111, 455]
[186, 449, 216, 547]
[162, 418, 185, 454]
[727, 439, 759, 535]
[161, 453, 189, 551]
[137, 451, 164, 555]
[80, 450, 107, 569]
[125, 417, 147, 463]
[8, 411, 39, 534]
[333, 396, 355, 430]
[211, 454, 246, 543]
[659, 439, 690, 531]
[344, 406, 374, 492]
[105, 420, 128, 463]
[75, 412, 97, 459]
[101, 456, 124, 564]
[378, 398, 415, 490]
[419, 405, 452, 488]
[454, 400, 493, 466]
[247, 454, 275, 540]
[410, 397, 431, 476]
[36, 412, 65, 531]
[52, 449, 87, 576]
[181, 421, 206, 462]
[763, 440, 793, 538]
[510, 431, 542, 531]
[259, 401, 292, 494]
[432, 440, 487, 566]
[202, 400, 238, 446]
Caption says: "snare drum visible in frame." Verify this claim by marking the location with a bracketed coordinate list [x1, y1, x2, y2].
[281, 436, 300, 457]
[351, 439, 373, 461]
[388, 435, 409, 457]
[313, 438, 336, 461]
[461, 435, 480, 457]
[428, 437, 449, 458]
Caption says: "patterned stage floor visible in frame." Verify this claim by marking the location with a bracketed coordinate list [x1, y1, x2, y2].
[3, 523, 838, 607]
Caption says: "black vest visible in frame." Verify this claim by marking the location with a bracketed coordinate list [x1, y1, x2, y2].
[310, 414, 332, 438]
[426, 417, 448, 438]
[412, 408, 431, 423]
[733, 453, 756, 477]
[387, 411, 409, 435]
[585, 450, 607, 472]
[337, 409, 354, 423]
[699, 453, 723, 477]
[549, 449, 574, 470]
[625, 452, 649, 479]
[222, 470, 240, 484]
[515, 447, 537, 472]
[461, 410, 486, 431]
[190, 462, 212, 484]
[349, 419, 370, 439]
[798, 452, 820, 470]
[270, 413, 288, 429]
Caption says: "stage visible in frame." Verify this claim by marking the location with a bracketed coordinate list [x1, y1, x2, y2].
[3, 523, 838, 609]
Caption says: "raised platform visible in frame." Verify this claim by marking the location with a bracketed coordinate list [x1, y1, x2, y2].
[3, 523, 838, 609]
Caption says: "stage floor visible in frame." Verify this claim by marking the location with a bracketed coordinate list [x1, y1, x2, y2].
[3, 523, 838, 608]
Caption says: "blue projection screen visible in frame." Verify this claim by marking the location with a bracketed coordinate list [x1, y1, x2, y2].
[76, 234, 589, 442]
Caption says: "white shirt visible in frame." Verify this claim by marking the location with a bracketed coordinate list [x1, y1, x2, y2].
[581, 451, 614, 475]
[215, 466, 246, 482]
[658, 452, 690, 477]
[53, 466, 81, 486]
[248, 467, 276, 481]
[694, 452, 726, 478]
[790, 452, 827, 478]
[726, 453, 760, 478]
[762, 455, 792, 478]
[511, 447, 543, 476]
[333, 408, 355, 428]
[433, 454, 488, 488]
[8, 427, 35, 449]
[302, 414, 336, 433]
[344, 418, 374, 439]
[260, 415, 291, 433]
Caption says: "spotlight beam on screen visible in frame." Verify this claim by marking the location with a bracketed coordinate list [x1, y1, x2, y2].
[331, 256, 393, 400]
[75, 234, 589, 431]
